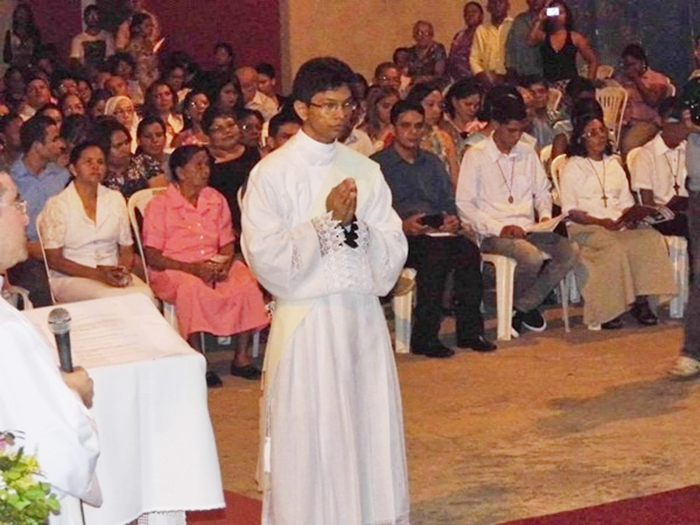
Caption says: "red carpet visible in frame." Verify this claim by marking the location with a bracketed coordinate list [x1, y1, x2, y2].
[188, 490, 261, 525]
[188, 486, 700, 524]
[501, 485, 700, 525]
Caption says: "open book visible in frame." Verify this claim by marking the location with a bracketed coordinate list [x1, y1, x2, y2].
[616, 205, 675, 227]
[525, 214, 567, 233]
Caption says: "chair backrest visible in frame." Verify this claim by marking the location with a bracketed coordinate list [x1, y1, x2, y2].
[596, 65, 615, 80]
[550, 154, 568, 205]
[596, 86, 628, 151]
[127, 187, 168, 287]
[34, 214, 56, 304]
[539, 144, 553, 168]
[547, 88, 562, 113]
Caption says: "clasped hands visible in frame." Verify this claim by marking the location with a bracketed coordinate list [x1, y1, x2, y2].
[95, 265, 132, 287]
[403, 213, 461, 237]
[326, 178, 357, 227]
[189, 256, 231, 286]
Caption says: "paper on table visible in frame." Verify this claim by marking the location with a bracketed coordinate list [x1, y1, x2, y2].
[23, 294, 196, 369]
[525, 214, 567, 233]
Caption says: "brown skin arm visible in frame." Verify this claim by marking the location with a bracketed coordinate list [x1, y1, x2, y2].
[572, 32, 598, 80]
[143, 246, 219, 283]
[44, 248, 129, 287]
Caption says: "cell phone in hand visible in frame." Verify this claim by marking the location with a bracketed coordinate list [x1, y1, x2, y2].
[420, 214, 444, 228]
[546, 6, 560, 16]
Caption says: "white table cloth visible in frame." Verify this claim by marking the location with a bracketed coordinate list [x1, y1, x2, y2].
[24, 294, 225, 524]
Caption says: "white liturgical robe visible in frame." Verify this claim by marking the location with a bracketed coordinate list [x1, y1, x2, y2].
[0, 279, 101, 525]
[241, 130, 410, 525]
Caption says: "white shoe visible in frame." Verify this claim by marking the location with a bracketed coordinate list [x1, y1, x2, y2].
[668, 356, 700, 378]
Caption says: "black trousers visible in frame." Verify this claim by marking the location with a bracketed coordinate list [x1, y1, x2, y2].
[406, 235, 484, 349]
[7, 257, 53, 308]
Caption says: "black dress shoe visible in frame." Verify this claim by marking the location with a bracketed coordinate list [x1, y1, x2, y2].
[631, 302, 658, 326]
[206, 370, 223, 388]
[411, 341, 455, 358]
[457, 335, 497, 352]
[230, 363, 262, 380]
[602, 317, 624, 330]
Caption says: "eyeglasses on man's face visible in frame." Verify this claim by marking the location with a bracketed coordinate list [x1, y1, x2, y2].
[308, 100, 357, 115]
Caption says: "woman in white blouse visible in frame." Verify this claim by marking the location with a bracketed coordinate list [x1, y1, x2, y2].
[38, 142, 153, 303]
[560, 113, 676, 330]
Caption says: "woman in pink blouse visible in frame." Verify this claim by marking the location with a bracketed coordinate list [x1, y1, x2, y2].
[142, 145, 269, 386]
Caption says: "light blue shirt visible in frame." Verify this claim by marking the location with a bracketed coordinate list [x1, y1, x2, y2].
[9, 157, 70, 240]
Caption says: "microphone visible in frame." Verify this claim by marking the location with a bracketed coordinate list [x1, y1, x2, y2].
[48, 308, 73, 372]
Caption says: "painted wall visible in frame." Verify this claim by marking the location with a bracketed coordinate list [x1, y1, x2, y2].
[280, 0, 528, 88]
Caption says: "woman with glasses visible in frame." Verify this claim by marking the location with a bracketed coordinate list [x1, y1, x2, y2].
[406, 81, 459, 186]
[560, 112, 676, 330]
[172, 89, 210, 147]
[238, 108, 264, 152]
[407, 20, 447, 81]
[104, 95, 140, 151]
[205, 108, 260, 235]
[37, 141, 153, 303]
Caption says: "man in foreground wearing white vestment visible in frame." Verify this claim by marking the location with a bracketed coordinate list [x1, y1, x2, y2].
[242, 57, 411, 525]
[0, 172, 101, 525]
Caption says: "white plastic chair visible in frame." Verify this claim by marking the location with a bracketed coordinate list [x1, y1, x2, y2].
[547, 88, 563, 114]
[596, 86, 628, 151]
[2, 278, 33, 310]
[666, 235, 689, 318]
[34, 215, 57, 305]
[481, 253, 518, 341]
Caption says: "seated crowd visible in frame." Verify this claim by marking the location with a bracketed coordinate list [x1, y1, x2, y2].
[2, 0, 700, 384]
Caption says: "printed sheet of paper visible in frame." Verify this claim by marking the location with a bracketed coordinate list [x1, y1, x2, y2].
[23, 294, 196, 369]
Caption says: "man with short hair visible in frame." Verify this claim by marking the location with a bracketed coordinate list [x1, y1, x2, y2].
[630, 97, 689, 238]
[235, 66, 278, 121]
[0, 172, 100, 525]
[373, 100, 495, 357]
[242, 57, 409, 525]
[104, 75, 130, 97]
[469, 0, 513, 85]
[19, 76, 52, 121]
[70, 5, 115, 70]
[8, 115, 70, 307]
[522, 75, 556, 149]
[255, 62, 287, 110]
[457, 95, 577, 336]
[446, 1, 484, 80]
[506, 0, 545, 78]
[266, 109, 301, 151]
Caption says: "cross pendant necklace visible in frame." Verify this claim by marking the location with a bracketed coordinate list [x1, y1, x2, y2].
[664, 150, 682, 195]
[496, 156, 516, 204]
[587, 158, 608, 208]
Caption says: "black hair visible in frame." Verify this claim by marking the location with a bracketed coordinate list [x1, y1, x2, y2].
[621, 43, 647, 65]
[658, 96, 684, 121]
[566, 112, 612, 157]
[570, 97, 604, 128]
[477, 86, 522, 121]
[390, 99, 424, 125]
[491, 95, 527, 124]
[292, 57, 355, 105]
[521, 75, 549, 90]
[169, 145, 211, 180]
[214, 42, 235, 60]
[464, 1, 484, 15]
[38, 103, 62, 116]
[239, 108, 264, 123]
[405, 81, 443, 106]
[130, 12, 152, 36]
[61, 115, 94, 148]
[93, 117, 131, 156]
[208, 75, 244, 114]
[255, 62, 276, 79]
[444, 77, 482, 118]
[392, 47, 411, 64]
[88, 89, 112, 112]
[83, 4, 100, 18]
[181, 89, 210, 130]
[136, 115, 166, 139]
[0, 112, 21, 134]
[269, 108, 302, 138]
[564, 76, 596, 102]
[107, 52, 136, 75]
[69, 141, 104, 166]
[202, 106, 236, 134]
[373, 62, 399, 82]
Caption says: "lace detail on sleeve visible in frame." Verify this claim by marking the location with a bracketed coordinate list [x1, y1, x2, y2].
[38, 199, 67, 249]
[311, 213, 374, 294]
[311, 212, 345, 257]
[291, 241, 303, 272]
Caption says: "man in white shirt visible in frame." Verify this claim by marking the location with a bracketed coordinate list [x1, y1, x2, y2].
[469, 0, 513, 86]
[630, 97, 689, 238]
[70, 5, 115, 71]
[241, 57, 409, 525]
[236, 66, 279, 122]
[457, 95, 577, 336]
[0, 172, 101, 525]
